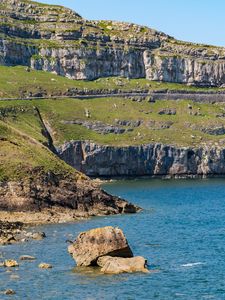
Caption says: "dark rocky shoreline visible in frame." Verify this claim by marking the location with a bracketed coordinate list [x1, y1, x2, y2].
[0, 220, 46, 245]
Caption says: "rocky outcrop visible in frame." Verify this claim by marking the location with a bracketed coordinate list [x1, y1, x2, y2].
[1, 0, 225, 86]
[0, 169, 140, 215]
[68, 226, 149, 274]
[97, 256, 149, 274]
[144, 51, 225, 87]
[68, 226, 133, 266]
[58, 141, 225, 177]
[62, 120, 132, 135]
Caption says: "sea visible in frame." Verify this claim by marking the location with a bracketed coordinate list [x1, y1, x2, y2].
[1, 178, 225, 300]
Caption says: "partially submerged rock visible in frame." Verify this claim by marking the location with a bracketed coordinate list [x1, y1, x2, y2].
[25, 232, 46, 240]
[38, 263, 52, 269]
[4, 289, 16, 295]
[4, 260, 19, 268]
[68, 226, 133, 267]
[19, 255, 36, 261]
[97, 256, 149, 274]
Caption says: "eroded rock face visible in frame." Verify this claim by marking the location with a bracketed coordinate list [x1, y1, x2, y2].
[58, 141, 225, 177]
[144, 51, 225, 87]
[68, 226, 133, 266]
[97, 256, 149, 274]
[0, 169, 140, 215]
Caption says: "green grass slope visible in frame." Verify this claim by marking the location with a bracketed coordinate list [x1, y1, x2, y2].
[1, 97, 225, 149]
[0, 64, 225, 179]
[0, 66, 222, 99]
[0, 106, 83, 181]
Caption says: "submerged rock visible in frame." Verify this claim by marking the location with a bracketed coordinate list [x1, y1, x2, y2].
[68, 226, 133, 267]
[97, 256, 149, 274]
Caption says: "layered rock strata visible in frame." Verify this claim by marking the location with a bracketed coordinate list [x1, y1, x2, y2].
[58, 141, 225, 177]
[0, 169, 139, 214]
[1, 0, 225, 86]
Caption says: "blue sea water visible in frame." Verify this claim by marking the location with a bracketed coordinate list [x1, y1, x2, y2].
[1, 178, 225, 299]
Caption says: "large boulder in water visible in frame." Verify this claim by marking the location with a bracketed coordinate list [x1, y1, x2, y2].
[68, 226, 133, 266]
[97, 256, 149, 274]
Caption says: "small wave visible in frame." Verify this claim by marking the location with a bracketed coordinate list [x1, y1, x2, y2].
[180, 262, 204, 267]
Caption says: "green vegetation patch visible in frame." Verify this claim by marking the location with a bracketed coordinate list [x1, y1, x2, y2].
[0, 105, 81, 181]
[0, 66, 222, 99]
[1, 98, 225, 149]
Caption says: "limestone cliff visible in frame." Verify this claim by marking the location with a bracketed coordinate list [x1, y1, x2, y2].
[58, 141, 225, 178]
[1, 0, 225, 86]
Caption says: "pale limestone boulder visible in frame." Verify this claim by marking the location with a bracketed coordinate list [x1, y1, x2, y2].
[97, 256, 149, 274]
[4, 260, 19, 268]
[38, 263, 52, 269]
[68, 226, 133, 267]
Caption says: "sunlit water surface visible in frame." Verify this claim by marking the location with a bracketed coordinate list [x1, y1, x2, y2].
[1, 178, 225, 299]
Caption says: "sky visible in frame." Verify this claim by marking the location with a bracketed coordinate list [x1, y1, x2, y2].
[40, 0, 225, 47]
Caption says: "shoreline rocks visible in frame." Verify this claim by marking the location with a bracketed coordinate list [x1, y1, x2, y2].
[0, 170, 140, 220]
[0, 221, 24, 245]
[68, 226, 149, 274]
[0, 220, 47, 245]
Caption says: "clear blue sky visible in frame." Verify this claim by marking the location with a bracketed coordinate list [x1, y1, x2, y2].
[40, 0, 225, 47]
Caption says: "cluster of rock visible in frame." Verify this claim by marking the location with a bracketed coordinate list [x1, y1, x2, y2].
[146, 120, 174, 129]
[1, 0, 225, 86]
[68, 226, 148, 274]
[58, 140, 225, 177]
[158, 108, 176, 115]
[0, 220, 46, 245]
[0, 254, 52, 296]
[62, 120, 133, 135]
[115, 119, 142, 127]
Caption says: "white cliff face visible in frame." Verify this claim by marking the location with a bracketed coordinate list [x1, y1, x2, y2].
[58, 141, 225, 177]
[1, 0, 225, 86]
[31, 48, 146, 80]
[144, 51, 225, 86]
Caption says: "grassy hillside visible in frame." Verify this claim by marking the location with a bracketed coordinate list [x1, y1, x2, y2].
[1, 97, 225, 149]
[0, 106, 83, 181]
[0, 64, 225, 181]
[0, 66, 222, 99]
